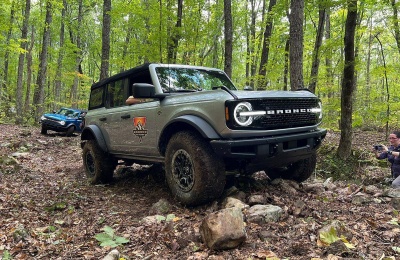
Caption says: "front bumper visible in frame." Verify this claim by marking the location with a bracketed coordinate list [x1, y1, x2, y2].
[40, 120, 69, 132]
[210, 128, 327, 171]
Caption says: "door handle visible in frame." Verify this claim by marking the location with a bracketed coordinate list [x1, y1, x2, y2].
[99, 117, 107, 121]
[121, 114, 131, 119]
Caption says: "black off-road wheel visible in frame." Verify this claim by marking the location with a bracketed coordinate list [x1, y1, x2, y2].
[66, 126, 75, 137]
[266, 153, 317, 182]
[41, 125, 47, 135]
[165, 131, 226, 206]
[82, 140, 116, 184]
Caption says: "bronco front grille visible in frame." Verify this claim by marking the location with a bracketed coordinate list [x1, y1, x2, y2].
[226, 98, 320, 130]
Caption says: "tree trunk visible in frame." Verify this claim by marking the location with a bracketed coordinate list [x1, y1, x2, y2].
[224, 0, 233, 77]
[258, 0, 277, 90]
[167, 0, 183, 64]
[308, 5, 326, 94]
[100, 0, 111, 80]
[2, 1, 15, 116]
[391, 0, 400, 55]
[283, 38, 290, 91]
[24, 25, 35, 116]
[289, 0, 304, 90]
[16, 0, 30, 124]
[33, 0, 52, 121]
[337, 0, 357, 159]
[54, 0, 66, 110]
[72, 0, 83, 108]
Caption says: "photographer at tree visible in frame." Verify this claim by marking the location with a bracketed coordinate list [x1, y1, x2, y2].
[374, 131, 400, 189]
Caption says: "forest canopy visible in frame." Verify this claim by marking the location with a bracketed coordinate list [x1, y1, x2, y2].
[0, 0, 400, 131]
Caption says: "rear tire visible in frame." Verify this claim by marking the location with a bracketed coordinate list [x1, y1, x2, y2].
[165, 131, 226, 206]
[266, 153, 317, 182]
[82, 140, 116, 184]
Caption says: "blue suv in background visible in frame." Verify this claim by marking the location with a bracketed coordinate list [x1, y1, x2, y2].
[40, 108, 86, 136]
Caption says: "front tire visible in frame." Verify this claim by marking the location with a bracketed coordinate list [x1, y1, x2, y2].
[82, 140, 116, 184]
[41, 125, 47, 135]
[66, 126, 75, 136]
[165, 131, 226, 206]
[266, 153, 317, 182]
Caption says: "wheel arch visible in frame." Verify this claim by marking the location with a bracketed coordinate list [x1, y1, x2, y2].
[158, 115, 220, 156]
[81, 125, 108, 152]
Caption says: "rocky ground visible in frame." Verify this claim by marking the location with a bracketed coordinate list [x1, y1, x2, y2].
[0, 124, 399, 259]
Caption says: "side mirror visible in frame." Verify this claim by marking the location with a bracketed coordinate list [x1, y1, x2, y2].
[131, 83, 155, 98]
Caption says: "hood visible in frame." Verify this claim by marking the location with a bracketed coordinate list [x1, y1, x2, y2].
[231, 89, 317, 99]
[43, 113, 70, 121]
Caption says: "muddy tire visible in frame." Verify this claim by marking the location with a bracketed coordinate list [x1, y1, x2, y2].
[266, 153, 317, 182]
[82, 140, 116, 184]
[165, 131, 225, 206]
[66, 126, 75, 137]
[41, 125, 47, 135]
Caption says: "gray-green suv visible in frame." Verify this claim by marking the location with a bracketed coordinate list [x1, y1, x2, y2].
[81, 63, 326, 205]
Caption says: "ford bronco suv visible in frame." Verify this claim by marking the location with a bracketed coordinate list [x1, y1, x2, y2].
[40, 107, 86, 136]
[81, 63, 326, 205]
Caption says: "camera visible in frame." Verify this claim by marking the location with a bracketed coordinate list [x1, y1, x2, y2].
[374, 145, 383, 151]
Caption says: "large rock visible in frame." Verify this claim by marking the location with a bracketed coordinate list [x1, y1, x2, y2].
[221, 197, 249, 210]
[199, 207, 246, 250]
[246, 204, 283, 224]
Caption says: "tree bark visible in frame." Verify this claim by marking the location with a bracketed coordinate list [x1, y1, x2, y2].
[167, 0, 183, 64]
[308, 5, 326, 93]
[71, 0, 83, 108]
[33, 0, 52, 121]
[223, 0, 233, 77]
[24, 25, 35, 116]
[289, 0, 304, 90]
[16, 0, 30, 124]
[2, 1, 15, 115]
[258, 0, 277, 90]
[391, 0, 400, 55]
[337, 0, 357, 159]
[100, 0, 111, 80]
[54, 0, 66, 110]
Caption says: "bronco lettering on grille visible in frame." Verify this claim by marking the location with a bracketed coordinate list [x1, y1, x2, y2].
[266, 108, 312, 115]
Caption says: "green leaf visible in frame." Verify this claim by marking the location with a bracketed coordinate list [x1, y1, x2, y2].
[114, 236, 129, 244]
[103, 226, 115, 237]
[166, 214, 176, 222]
[100, 240, 118, 248]
[393, 246, 400, 253]
[95, 233, 112, 242]
[155, 215, 166, 222]
[319, 227, 340, 245]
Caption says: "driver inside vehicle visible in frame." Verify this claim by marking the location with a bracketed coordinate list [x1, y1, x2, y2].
[125, 96, 142, 105]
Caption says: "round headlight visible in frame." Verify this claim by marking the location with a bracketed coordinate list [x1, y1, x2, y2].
[40, 116, 45, 121]
[60, 121, 66, 126]
[234, 102, 253, 126]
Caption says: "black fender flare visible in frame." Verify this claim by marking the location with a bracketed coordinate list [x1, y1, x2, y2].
[164, 115, 221, 139]
[81, 125, 108, 152]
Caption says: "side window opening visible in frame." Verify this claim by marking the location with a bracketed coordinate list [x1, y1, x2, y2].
[106, 79, 125, 108]
[88, 86, 105, 110]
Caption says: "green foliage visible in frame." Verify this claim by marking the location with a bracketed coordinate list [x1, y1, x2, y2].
[319, 227, 355, 249]
[1, 250, 12, 260]
[94, 225, 129, 248]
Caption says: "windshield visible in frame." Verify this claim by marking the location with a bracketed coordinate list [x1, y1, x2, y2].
[57, 108, 79, 118]
[155, 67, 236, 93]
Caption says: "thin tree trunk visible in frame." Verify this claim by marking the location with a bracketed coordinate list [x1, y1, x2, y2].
[100, 0, 111, 80]
[337, 0, 357, 159]
[289, 0, 304, 90]
[167, 0, 183, 63]
[54, 0, 66, 110]
[24, 25, 35, 116]
[258, 0, 277, 90]
[2, 1, 15, 116]
[391, 0, 400, 55]
[16, 0, 30, 124]
[283, 38, 290, 91]
[72, 0, 83, 108]
[33, 0, 52, 121]
[308, 5, 326, 93]
[224, 0, 233, 77]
